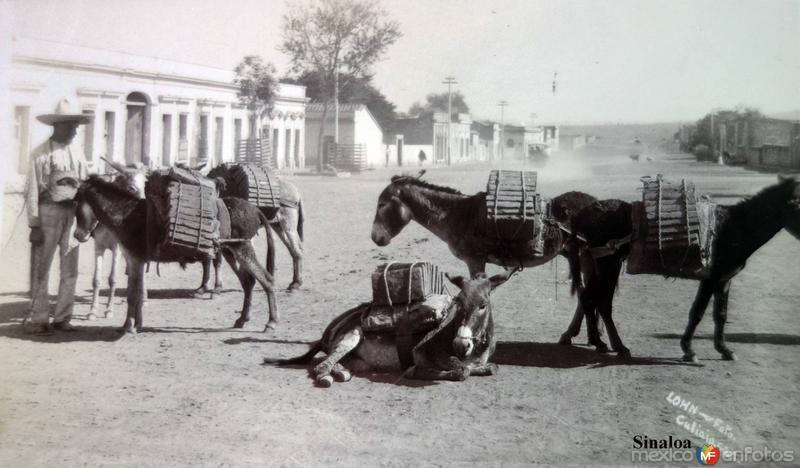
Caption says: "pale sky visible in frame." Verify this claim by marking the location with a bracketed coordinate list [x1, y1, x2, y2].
[10, 0, 800, 124]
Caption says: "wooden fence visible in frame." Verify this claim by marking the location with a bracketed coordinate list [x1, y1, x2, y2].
[325, 142, 367, 172]
[236, 137, 275, 169]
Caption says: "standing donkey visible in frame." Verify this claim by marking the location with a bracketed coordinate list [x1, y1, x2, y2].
[87, 159, 148, 320]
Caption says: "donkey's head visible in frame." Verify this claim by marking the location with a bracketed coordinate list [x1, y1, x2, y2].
[446, 268, 518, 359]
[73, 185, 99, 243]
[102, 157, 147, 199]
[371, 176, 414, 246]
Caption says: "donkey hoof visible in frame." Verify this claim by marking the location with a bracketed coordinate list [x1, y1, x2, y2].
[213, 285, 224, 294]
[287, 282, 302, 292]
[193, 287, 209, 298]
[557, 335, 573, 346]
[118, 327, 137, 336]
[617, 349, 632, 359]
[263, 320, 278, 332]
[595, 344, 611, 354]
[315, 375, 334, 388]
[721, 351, 737, 361]
[682, 353, 698, 363]
[233, 318, 247, 329]
[87, 311, 99, 321]
[331, 368, 351, 382]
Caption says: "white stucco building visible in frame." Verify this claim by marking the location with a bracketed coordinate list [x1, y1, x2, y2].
[305, 103, 383, 170]
[5, 36, 307, 193]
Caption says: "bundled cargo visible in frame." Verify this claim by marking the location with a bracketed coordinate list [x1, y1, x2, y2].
[627, 175, 715, 279]
[371, 262, 446, 306]
[145, 167, 219, 261]
[214, 162, 280, 209]
[361, 294, 451, 333]
[485, 170, 548, 251]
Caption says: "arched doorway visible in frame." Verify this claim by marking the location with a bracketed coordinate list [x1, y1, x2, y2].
[125, 92, 150, 165]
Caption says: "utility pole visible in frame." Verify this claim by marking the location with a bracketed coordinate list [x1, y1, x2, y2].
[498, 100, 508, 160]
[443, 76, 457, 165]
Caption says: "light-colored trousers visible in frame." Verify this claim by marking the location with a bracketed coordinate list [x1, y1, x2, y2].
[28, 201, 80, 324]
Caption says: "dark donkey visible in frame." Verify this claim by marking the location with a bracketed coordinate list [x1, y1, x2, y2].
[370, 172, 597, 276]
[561, 175, 800, 361]
[74, 176, 279, 333]
[264, 269, 517, 387]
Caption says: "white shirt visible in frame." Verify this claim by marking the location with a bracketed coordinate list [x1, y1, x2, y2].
[27, 138, 89, 227]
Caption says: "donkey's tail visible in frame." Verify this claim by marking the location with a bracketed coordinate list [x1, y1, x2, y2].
[297, 198, 304, 242]
[256, 209, 276, 276]
[263, 341, 321, 366]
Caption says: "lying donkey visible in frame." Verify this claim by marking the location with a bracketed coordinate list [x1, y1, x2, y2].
[264, 268, 518, 387]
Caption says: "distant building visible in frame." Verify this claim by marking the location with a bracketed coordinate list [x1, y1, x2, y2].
[559, 133, 586, 151]
[386, 112, 474, 166]
[719, 116, 800, 170]
[471, 120, 500, 161]
[305, 103, 383, 171]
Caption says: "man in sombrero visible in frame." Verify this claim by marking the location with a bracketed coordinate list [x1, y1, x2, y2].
[25, 98, 92, 335]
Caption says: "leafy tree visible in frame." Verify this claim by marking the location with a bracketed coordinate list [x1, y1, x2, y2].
[280, 0, 401, 170]
[408, 91, 470, 117]
[234, 56, 278, 137]
[285, 70, 397, 131]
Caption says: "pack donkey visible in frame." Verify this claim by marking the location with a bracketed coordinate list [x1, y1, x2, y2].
[208, 164, 305, 292]
[560, 175, 800, 361]
[86, 158, 148, 320]
[264, 269, 517, 387]
[74, 175, 278, 333]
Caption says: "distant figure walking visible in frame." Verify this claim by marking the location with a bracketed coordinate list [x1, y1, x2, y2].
[418, 149, 427, 166]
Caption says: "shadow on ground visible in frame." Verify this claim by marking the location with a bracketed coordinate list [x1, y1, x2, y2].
[491, 341, 699, 369]
[651, 332, 800, 346]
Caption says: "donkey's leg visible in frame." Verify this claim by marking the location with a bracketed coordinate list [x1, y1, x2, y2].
[558, 303, 584, 345]
[105, 244, 119, 318]
[313, 327, 362, 387]
[276, 212, 304, 291]
[468, 361, 498, 377]
[88, 247, 104, 321]
[228, 243, 279, 331]
[596, 257, 629, 357]
[121, 257, 144, 334]
[680, 279, 715, 362]
[194, 257, 213, 296]
[559, 253, 591, 345]
[131, 261, 146, 331]
[212, 253, 224, 292]
[330, 363, 352, 383]
[410, 357, 471, 381]
[712, 280, 736, 361]
[222, 249, 254, 328]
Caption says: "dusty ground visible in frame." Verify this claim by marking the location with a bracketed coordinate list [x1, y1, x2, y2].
[1, 142, 798, 467]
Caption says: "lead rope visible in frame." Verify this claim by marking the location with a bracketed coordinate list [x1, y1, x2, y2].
[406, 261, 420, 313]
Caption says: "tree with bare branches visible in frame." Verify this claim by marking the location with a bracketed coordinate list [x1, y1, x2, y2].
[280, 0, 401, 171]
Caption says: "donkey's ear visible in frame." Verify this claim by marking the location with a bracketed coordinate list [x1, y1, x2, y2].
[489, 267, 521, 290]
[194, 162, 207, 171]
[778, 173, 798, 183]
[445, 273, 466, 290]
[416, 169, 426, 179]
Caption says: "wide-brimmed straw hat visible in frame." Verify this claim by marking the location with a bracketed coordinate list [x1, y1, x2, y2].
[36, 98, 93, 125]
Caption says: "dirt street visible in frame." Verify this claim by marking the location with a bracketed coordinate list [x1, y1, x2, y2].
[1, 144, 798, 467]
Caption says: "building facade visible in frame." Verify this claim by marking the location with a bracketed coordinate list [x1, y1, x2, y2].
[6, 36, 307, 194]
[719, 116, 800, 170]
[305, 103, 384, 170]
